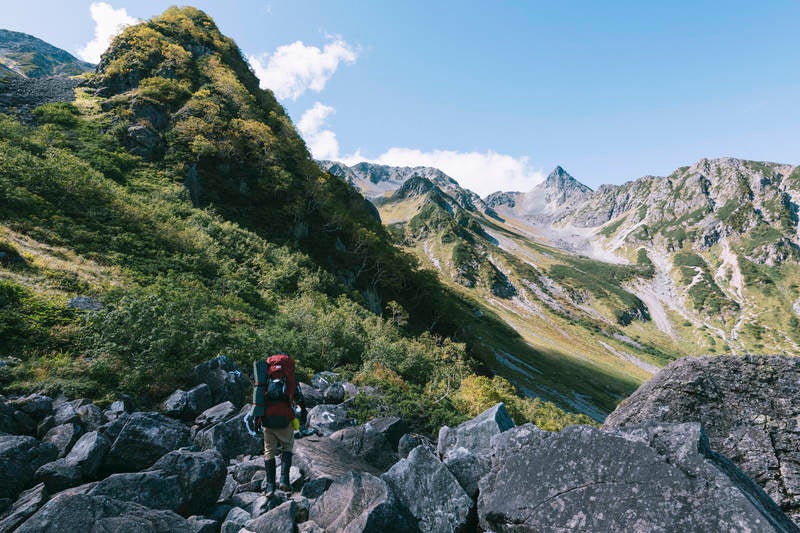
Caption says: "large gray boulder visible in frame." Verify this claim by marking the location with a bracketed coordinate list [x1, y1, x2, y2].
[193, 401, 236, 429]
[42, 422, 83, 458]
[381, 445, 472, 533]
[329, 420, 399, 471]
[293, 434, 382, 482]
[605, 354, 800, 523]
[90, 449, 226, 516]
[243, 500, 296, 533]
[0, 435, 58, 500]
[76, 403, 106, 431]
[0, 397, 18, 434]
[192, 356, 248, 408]
[478, 422, 797, 532]
[309, 471, 413, 533]
[16, 493, 192, 532]
[66, 430, 111, 479]
[0, 483, 48, 532]
[34, 458, 83, 492]
[437, 402, 514, 459]
[193, 405, 262, 460]
[299, 382, 324, 408]
[10, 394, 54, 420]
[307, 403, 356, 436]
[163, 384, 213, 421]
[103, 412, 191, 473]
[220, 506, 249, 533]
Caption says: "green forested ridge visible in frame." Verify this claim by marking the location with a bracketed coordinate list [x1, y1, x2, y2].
[0, 7, 593, 433]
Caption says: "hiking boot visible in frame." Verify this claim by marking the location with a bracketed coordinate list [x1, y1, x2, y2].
[279, 451, 292, 491]
[262, 457, 276, 497]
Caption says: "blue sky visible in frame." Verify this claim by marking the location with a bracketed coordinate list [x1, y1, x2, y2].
[4, 1, 799, 195]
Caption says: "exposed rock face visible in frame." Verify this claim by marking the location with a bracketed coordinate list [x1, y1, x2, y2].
[193, 405, 262, 460]
[65, 431, 110, 479]
[382, 445, 472, 533]
[329, 417, 406, 471]
[42, 423, 82, 458]
[103, 412, 191, 473]
[605, 354, 800, 524]
[162, 384, 213, 420]
[437, 402, 514, 459]
[307, 403, 356, 436]
[0, 435, 58, 500]
[192, 356, 248, 408]
[479, 422, 797, 532]
[293, 435, 382, 481]
[0, 483, 48, 532]
[16, 493, 192, 532]
[309, 471, 412, 532]
[243, 500, 296, 532]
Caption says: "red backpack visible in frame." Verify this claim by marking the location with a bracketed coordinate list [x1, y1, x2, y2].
[265, 354, 296, 404]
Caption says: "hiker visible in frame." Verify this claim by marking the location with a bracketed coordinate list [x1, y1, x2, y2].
[250, 353, 307, 497]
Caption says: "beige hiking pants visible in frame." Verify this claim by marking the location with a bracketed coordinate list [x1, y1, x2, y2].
[263, 424, 294, 460]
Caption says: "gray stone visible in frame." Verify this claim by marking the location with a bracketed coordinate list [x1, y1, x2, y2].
[0, 398, 19, 434]
[13, 409, 36, 435]
[301, 477, 333, 499]
[367, 416, 408, 449]
[52, 402, 80, 425]
[293, 434, 381, 482]
[194, 405, 262, 460]
[478, 422, 797, 532]
[76, 403, 105, 431]
[606, 354, 800, 524]
[65, 430, 111, 479]
[10, 394, 53, 419]
[103, 412, 191, 473]
[442, 446, 489, 499]
[192, 356, 248, 408]
[309, 471, 413, 533]
[329, 423, 397, 471]
[307, 403, 356, 436]
[311, 372, 339, 391]
[324, 383, 345, 404]
[220, 506, 249, 533]
[16, 493, 192, 532]
[36, 415, 55, 439]
[397, 433, 432, 459]
[164, 384, 214, 421]
[243, 500, 296, 533]
[298, 382, 324, 408]
[66, 296, 102, 311]
[90, 449, 226, 517]
[0, 483, 47, 533]
[43, 422, 83, 458]
[34, 458, 83, 492]
[437, 402, 513, 459]
[186, 515, 218, 533]
[381, 445, 471, 533]
[194, 401, 237, 429]
[298, 521, 325, 533]
[0, 435, 58, 500]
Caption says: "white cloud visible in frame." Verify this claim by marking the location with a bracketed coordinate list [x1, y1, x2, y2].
[77, 2, 138, 63]
[298, 102, 340, 160]
[341, 148, 544, 196]
[248, 39, 357, 101]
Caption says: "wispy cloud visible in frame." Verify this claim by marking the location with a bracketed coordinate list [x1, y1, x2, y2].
[77, 2, 138, 63]
[298, 102, 340, 160]
[248, 39, 357, 101]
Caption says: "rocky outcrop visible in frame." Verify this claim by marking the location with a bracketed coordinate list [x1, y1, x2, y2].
[0, 483, 48, 532]
[102, 412, 191, 473]
[605, 354, 800, 524]
[162, 384, 213, 420]
[479, 422, 797, 532]
[0, 435, 58, 500]
[307, 403, 356, 436]
[193, 404, 262, 460]
[192, 356, 248, 408]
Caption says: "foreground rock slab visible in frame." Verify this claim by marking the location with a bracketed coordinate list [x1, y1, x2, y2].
[478, 422, 798, 532]
[606, 354, 800, 524]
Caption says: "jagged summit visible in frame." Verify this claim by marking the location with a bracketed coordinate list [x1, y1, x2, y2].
[0, 29, 93, 80]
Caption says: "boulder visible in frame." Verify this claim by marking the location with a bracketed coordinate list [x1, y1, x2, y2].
[90, 449, 226, 517]
[65, 430, 111, 479]
[163, 384, 213, 421]
[437, 402, 514, 459]
[36, 415, 55, 438]
[397, 433, 432, 459]
[76, 403, 105, 431]
[329, 423, 398, 471]
[16, 493, 192, 532]
[192, 356, 248, 408]
[301, 477, 333, 499]
[307, 403, 356, 436]
[52, 402, 80, 426]
[34, 458, 83, 492]
[0, 435, 58, 500]
[103, 412, 191, 473]
[0, 483, 48, 533]
[367, 416, 408, 450]
[382, 445, 472, 533]
[442, 446, 488, 499]
[309, 471, 413, 533]
[186, 515, 218, 533]
[194, 405, 262, 460]
[243, 500, 296, 533]
[324, 383, 346, 404]
[293, 434, 381, 482]
[605, 354, 800, 523]
[478, 422, 797, 532]
[104, 397, 133, 422]
[0, 398, 18, 434]
[299, 382, 324, 408]
[12, 409, 36, 435]
[311, 371, 339, 391]
[42, 422, 83, 458]
[299, 521, 325, 533]
[11, 394, 53, 420]
[220, 506, 249, 533]
[194, 401, 236, 429]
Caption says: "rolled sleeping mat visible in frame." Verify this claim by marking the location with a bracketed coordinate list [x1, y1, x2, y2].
[251, 386, 265, 418]
[253, 359, 268, 386]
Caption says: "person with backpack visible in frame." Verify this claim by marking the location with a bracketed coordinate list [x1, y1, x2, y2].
[250, 354, 307, 497]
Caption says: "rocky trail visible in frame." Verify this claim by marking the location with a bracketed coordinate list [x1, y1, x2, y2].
[1, 355, 799, 531]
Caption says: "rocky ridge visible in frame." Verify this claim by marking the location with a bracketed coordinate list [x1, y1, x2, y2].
[2, 355, 799, 531]
[0, 29, 93, 80]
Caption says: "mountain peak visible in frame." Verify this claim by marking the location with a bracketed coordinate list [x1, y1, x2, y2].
[0, 28, 93, 80]
[541, 166, 592, 195]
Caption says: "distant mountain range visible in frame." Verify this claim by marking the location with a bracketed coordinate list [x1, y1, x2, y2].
[0, 29, 93, 81]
